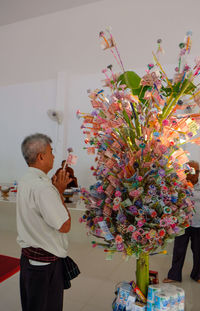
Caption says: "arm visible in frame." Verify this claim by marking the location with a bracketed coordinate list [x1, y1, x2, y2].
[58, 194, 71, 233]
[59, 217, 71, 233]
[52, 170, 73, 233]
[37, 178, 72, 234]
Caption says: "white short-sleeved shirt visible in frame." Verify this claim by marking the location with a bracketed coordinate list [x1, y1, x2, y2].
[16, 167, 69, 258]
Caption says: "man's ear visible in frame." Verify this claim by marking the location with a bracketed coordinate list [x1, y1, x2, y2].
[37, 152, 44, 162]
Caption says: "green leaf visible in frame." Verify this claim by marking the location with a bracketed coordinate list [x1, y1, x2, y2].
[172, 79, 196, 95]
[118, 71, 141, 89]
[122, 109, 134, 128]
[132, 85, 149, 101]
[161, 86, 173, 97]
[180, 79, 196, 94]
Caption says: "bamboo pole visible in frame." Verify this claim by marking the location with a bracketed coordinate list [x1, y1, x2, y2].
[136, 252, 149, 297]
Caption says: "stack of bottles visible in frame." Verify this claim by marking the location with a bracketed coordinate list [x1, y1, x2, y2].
[113, 282, 184, 311]
[147, 284, 184, 311]
[113, 282, 146, 311]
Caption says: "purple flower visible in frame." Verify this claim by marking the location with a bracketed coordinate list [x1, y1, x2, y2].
[116, 243, 124, 251]
[158, 169, 166, 177]
[173, 226, 180, 233]
[159, 158, 167, 166]
[118, 214, 126, 223]
[91, 110, 98, 116]
[129, 206, 138, 215]
[187, 132, 193, 138]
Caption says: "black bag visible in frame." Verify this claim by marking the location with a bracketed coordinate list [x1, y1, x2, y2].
[62, 256, 80, 289]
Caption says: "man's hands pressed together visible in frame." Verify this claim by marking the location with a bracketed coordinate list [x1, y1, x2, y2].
[52, 170, 73, 194]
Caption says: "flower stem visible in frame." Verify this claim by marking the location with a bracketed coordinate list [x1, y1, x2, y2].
[136, 252, 149, 297]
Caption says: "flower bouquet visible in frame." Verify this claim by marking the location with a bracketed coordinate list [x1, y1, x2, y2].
[78, 29, 200, 297]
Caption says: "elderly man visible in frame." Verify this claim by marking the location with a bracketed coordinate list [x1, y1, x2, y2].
[16, 133, 72, 311]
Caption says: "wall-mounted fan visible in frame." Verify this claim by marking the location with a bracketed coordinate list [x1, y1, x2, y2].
[47, 109, 63, 124]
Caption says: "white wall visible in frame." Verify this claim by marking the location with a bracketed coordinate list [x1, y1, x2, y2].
[0, 0, 200, 86]
[0, 79, 58, 183]
[0, 0, 200, 187]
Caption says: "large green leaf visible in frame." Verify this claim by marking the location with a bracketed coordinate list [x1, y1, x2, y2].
[132, 85, 150, 101]
[118, 71, 141, 89]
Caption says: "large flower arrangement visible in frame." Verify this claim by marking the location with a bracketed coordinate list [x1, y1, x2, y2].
[78, 29, 200, 296]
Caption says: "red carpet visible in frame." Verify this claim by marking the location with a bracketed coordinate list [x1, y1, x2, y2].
[0, 254, 20, 283]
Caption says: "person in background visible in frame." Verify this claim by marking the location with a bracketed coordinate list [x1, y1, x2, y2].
[56, 160, 78, 188]
[55, 160, 78, 203]
[16, 133, 72, 311]
[163, 160, 200, 283]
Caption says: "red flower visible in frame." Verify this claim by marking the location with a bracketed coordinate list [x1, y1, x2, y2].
[159, 229, 165, 237]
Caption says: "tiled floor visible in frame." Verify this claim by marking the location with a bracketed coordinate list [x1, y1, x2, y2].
[1, 212, 200, 310]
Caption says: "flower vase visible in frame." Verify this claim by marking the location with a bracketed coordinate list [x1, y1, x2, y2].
[136, 252, 149, 297]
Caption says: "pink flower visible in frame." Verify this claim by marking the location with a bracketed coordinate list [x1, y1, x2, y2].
[115, 235, 123, 244]
[95, 229, 102, 236]
[167, 227, 174, 235]
[115, 191, 122, 197]
[137, 220, 145, 227]
[93, 218, 99, 224]
[160, 219, 166, 227]
[132, 231, 140, 240]
[76, 110, 81, 119]
[113, 205, 120, 211]
[137, 176, 143, 182]
[97, 200, 103, 206]
[127, 225, 135, 232]
[97, 186, 104, 193]
[162, 119, 169, 126]
[129, 190, 140, 197]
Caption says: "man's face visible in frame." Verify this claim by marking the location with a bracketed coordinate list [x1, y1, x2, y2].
[42, 144, 55, 173]
[186, 163, 199, 185]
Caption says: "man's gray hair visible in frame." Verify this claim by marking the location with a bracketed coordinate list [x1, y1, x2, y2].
[21, 133, 52, 165]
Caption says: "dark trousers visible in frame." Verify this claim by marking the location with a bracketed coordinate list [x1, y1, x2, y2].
[20, 254, 64, 311]
[168, 227, 200, 282]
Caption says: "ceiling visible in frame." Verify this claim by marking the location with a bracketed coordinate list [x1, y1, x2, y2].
[0, 0, 103, 26]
